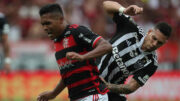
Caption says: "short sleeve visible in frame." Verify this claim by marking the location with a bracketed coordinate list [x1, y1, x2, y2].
[133, 63, 158, 86]
[73, 26, 102, 48]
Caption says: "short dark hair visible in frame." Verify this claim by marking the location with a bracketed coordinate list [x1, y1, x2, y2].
[39, 3, 63, 16]
[154, 22, 172, 38]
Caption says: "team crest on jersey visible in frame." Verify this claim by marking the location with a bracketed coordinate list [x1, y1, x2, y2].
[63, 38, 69, 48]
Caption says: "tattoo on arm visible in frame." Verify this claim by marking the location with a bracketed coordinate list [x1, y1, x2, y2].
[107, 78, 141, 94]
[108, 84, 133, 94]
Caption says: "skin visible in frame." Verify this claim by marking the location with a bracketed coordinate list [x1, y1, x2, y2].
[103, 29, 168, 94]
[101, 77, 140, 94]
[103, 1, 143, 18]
[142, 29, 168, 52]
[38, 11, 112, 101]
[39, 12, 67, 101]
[40, 13, 66, 40]
[40, 12, 112, 61]
[102, 1, 169, 94]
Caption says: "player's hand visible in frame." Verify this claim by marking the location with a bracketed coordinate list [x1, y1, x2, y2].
[124, 5, 143, 16]
[66, 52, 85, 61]
[3, 63, 11, 74]
[37, 91, 56, 101]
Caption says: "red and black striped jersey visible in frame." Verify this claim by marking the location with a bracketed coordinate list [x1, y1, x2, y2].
[54, 24, 109, 100]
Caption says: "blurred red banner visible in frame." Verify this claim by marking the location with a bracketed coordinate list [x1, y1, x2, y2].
[0, 70, 180, 101]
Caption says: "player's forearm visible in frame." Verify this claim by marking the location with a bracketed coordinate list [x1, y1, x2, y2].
[107, 83, 134, 94]
[103, 1, 124, 14]
[51, 79, 66, 97]
[106, 78, 141, 94]
[83, 38, 112, 60]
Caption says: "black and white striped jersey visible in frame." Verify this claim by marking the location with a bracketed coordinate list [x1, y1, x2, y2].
[98, 12, 158, 86]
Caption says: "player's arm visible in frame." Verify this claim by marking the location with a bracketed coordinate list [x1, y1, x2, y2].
[37, 79, 66, 101]
[103, 1, 143, 17]
[83, 38, 112, 60]
[67, 38, 112, 61]
[104, 78, 141, 94]
[103, 62, 158, 94]
[66, 26, 112, 61]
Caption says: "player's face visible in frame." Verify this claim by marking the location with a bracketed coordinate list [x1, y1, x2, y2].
[40, 13, 63, 40]
[144, 29, 168, 52]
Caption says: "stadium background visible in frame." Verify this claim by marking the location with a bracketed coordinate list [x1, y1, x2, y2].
[0, 0, 180, 101]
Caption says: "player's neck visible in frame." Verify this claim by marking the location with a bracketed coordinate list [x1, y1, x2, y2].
[141, 37, 148, 52]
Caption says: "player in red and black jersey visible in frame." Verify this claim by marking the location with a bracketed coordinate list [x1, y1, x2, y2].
[37, 4, 112, 101]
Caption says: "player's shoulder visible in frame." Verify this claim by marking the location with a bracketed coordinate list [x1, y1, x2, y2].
[68, 24, 79, 29]
[68, 24, 83, 32]
[69, 24, 92, 33]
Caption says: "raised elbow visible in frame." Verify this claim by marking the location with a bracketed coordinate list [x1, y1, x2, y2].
[103, 1, 109, 8]
[103, 1, 113, 11]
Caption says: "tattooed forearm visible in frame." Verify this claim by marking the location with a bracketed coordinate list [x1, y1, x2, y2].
[107, 83, 133, 94]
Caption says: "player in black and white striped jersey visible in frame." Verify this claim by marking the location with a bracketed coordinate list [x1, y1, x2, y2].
[98, 1, 172, 101]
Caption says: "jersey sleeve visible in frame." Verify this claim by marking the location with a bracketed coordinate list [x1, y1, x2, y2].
[113, 12, 132, 25]
[132, 63, 158, 86]
[111, 12, 138, 37]
[73, 26, 102, 48]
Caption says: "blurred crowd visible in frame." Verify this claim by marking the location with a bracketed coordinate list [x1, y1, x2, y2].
[0, 0, 180, 70]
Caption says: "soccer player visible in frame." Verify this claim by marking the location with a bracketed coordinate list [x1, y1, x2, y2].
[98, 1, 172, 101]
[0, 12, 11, 74]
[37, 4, 112, 101]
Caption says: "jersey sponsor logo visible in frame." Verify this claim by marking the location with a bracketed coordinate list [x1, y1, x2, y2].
[112, 46, 129, 76]
[58, 60, 74, 70]
[138, 75, 149, 84]
[63, 38, 69, 48]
